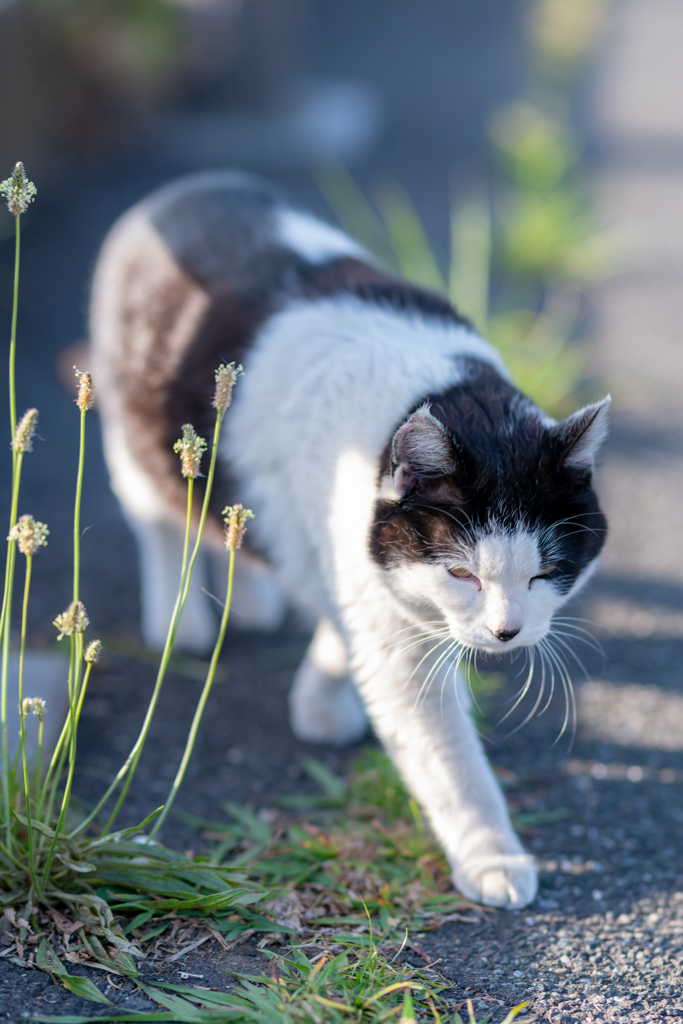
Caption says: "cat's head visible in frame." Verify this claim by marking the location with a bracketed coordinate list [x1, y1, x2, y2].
[370, 364, 608, 653]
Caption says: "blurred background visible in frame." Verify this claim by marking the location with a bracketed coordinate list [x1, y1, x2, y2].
[1, 0, 683, 855]
[0, 0, 613, 636]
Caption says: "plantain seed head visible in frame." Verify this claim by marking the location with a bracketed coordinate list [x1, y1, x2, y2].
[84, 639, 102, 664]
[12, 408, 38, 453]
[222, 503, 254, 551]
[213, 363, 243, 413]
[8, 514, 48, 557]
[173, 423, 207, 479]
[54, 600, 89, 640]
[0, 162, 36, 216]
[74, 368, 94, 411]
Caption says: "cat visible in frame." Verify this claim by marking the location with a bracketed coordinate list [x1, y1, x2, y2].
[90, 171, 608, 909]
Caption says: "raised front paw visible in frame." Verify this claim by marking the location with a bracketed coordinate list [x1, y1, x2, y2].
[453, 853, 537, 909]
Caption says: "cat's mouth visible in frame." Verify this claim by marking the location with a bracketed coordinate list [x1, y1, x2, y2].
[449, 623, 550, 655]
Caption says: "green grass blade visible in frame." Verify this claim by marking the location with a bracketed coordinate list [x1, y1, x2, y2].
[314, 163, 396, 268]
[145, 983, 241, 1008]
[84, 808, 163, 851]
[302, 757, 347, 802]
[60, 975, 112, 1006]
[449, 195, 491, 329]
[377, 184, 446, 293]
[222, 800, 273, 844]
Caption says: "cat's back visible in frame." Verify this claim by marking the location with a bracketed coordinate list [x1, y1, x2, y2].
[90, 171, 495, 538]
[143, 170, 285, 290]
[93, 170, 366, 310]
[89, 171, 391, 533]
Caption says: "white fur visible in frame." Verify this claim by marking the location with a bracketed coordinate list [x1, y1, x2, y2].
[277, 209, 365, 263]
[224, 296, 507, 610]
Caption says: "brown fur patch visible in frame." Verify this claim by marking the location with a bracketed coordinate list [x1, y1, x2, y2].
[163, 287, 276, 538]
[371, 497, 471, 567]
[108, 232, 222, 540]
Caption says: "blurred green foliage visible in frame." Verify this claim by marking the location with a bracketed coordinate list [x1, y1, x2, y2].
[316, 0, 613, 417]
[37, 0, 185, 95]
[529, 0, 610, 79]
[490, 102, 578, 189]
[347, 746, 414, 822]
[490, 102, 614, 285]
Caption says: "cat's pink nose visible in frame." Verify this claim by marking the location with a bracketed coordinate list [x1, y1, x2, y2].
[492, 627, 520, 642]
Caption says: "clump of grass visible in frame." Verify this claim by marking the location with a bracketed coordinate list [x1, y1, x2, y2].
[32, 903, 532, 1024]
[177, 751, 470, 947]
[23, 745, 541, 1020]
[140, 939, 531, 1024]
[0, 163, 266, 987]
[32, 940, 532, 1024]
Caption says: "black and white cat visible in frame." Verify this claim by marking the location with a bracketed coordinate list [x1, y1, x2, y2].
[91, 172, 608, 909]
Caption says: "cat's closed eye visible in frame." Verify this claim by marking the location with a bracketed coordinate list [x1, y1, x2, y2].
[448, 566, 477, 579]
[530, 565, 557, 582]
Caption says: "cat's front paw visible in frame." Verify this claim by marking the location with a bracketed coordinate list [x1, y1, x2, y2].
[453, 853, 537, 909]
[289, 661, 368, 747]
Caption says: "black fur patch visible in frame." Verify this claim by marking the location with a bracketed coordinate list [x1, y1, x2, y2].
[370, 359, 607, 593]
[150, 172, 470, 323]
[149, 172, 284, 292]
[299, 257, 471, 327]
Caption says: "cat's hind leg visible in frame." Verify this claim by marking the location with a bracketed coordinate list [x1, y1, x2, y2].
[209, 550, 286, 632]
[127, 514, 217, 655]
[289, 618, 368, 746]
[101, 418, 217, 654]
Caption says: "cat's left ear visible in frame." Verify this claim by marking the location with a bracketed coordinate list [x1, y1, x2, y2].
[390, 404, 456, 497]
[555, 396, 611, 470]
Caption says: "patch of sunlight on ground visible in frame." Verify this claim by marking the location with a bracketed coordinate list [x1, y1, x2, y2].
[578, 679, 683, 751]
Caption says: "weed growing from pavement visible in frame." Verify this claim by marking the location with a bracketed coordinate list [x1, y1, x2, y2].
[0, 164, 269, 996]
[32, 939, 532, 1024]
[27, 749, 533, 1022]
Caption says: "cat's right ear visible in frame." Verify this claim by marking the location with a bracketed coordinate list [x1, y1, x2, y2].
[555, 396, 611, 471]
[387, 404, 457, 498]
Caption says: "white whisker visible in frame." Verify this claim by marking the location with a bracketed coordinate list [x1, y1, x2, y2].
[402, 635, 454, 692]
[497, 648, 537, 729]
[542, 637, 576, 747]
[386, 629, 450, 658]
[413, 640, 459, 711]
